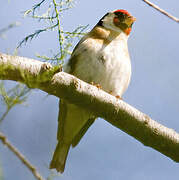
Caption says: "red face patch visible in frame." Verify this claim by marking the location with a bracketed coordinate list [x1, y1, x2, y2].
[124, 27, 132, 35]
[113, 9, 131, 16]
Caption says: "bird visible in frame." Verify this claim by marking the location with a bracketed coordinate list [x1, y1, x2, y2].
[50, 9, 136, 173]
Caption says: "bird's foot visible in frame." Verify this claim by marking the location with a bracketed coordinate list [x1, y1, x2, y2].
[91, 82, 102, 89]
[109, 91, 122, 100]
[115, 95, 122, 100]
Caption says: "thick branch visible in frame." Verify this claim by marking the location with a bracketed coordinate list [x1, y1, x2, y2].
[0, 132, 44, 180]
[0, 53, 179, 162]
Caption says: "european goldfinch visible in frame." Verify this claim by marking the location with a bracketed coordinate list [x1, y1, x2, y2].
[50, 9, 136, 173]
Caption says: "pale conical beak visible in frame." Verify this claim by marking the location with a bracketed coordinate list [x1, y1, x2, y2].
[131, 16, 136, 22]
[125, 16, 136, 26]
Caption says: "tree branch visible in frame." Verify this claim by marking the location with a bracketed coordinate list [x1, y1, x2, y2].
[0, 131, 45, 180]
[142, 0, 179, 23]
[0, 52, 179, 162]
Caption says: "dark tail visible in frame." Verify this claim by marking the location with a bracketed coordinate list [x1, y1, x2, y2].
[50, 142, 70, 173]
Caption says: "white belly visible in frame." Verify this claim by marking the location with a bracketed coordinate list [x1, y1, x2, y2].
[67, 37, 131, 97]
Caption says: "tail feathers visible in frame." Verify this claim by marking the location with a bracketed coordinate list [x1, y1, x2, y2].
[72, 118, 95, 148]
[50, 142, 70, 173]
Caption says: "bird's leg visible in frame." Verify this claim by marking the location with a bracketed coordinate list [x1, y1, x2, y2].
[91, 82, 102, 89]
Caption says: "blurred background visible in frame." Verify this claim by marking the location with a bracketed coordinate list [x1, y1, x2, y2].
[0, 0, 179, 179]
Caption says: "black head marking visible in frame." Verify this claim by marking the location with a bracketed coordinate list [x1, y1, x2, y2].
[97, 12, 109, 26]
[114, 11, 128, 23]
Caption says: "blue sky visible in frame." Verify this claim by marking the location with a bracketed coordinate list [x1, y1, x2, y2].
[0, 0, 179, 180]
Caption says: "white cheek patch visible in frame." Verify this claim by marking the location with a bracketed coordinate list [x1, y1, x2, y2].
[102, 13, 123, 33]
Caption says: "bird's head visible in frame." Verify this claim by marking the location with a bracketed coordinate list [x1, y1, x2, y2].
[97, 9, 136, 35]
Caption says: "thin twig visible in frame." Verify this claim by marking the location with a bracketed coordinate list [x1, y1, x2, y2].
[142, 0, 179, 23]
[0, 108, 11, 124]
[17, 23, 58, 48]
[31, 15, 57, 20]
[0, 132, 45, 180]
[53, 0, 63, 59]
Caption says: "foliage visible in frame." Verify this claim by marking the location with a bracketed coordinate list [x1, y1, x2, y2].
[18, 0, 88, 64]
[0, 1, 88, 179]
[0, 82, 30, 124]
[0, 0, 88, 123]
